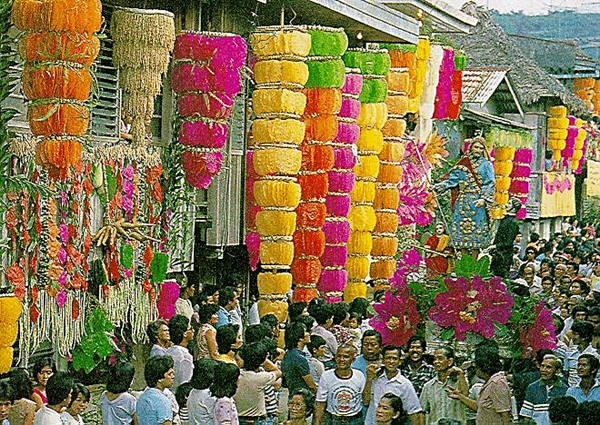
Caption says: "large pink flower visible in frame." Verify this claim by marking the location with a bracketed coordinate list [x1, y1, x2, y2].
[427, 276, 513, 340]
[370, 284, 420, 346]
[520, 300, 557, 356]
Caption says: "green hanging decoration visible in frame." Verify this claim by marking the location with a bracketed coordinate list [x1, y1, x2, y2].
[358, 79, 388, 103]
[150, 252, 169, 283]
[305, 59, 346, 88]
[105, 166, 117, 201]
[307, 27, 348, 57]
[119, 243, 134, 270]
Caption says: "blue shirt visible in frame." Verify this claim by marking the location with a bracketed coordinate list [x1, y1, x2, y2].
[520, 378, 568, 425]
[351, 355, 369, 376]
[136, 388, 172, 425]
[566, 380, 600, 403]
[216, 306, 230, 328]
[282, 348, 311, 393]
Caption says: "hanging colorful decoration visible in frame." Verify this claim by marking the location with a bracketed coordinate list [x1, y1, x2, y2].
[342, 48, 390, 302]
[565, 117, 587, 173]
[171, 32, 248, 189]
[433, 47, 455, 119]
[427, 275, 513, 340]
[111, 7, 175, 146]
[418, 43, 443, 142]
[540, 172, 576, 218]
[290, 27, 347, 303]
[0, 295, 22, 373]
[12, 0, 102, 176]
[547, 105, 569, 163]
[446, 50, 465, 120]
[317, 68, 362, 303]
[573, 77, 595, 113]
[250, 26, 311, 322]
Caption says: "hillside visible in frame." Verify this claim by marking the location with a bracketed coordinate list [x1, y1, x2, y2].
[491, 10, 600, 61]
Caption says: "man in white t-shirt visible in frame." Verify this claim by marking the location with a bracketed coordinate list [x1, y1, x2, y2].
[34, 372, 74, 425]
[165, 315, 194, 393]
[314, 344, 366, 425]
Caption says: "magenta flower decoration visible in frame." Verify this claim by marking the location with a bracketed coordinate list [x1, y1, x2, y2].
[370, 285, 420, 347]
[56, 289, 67, 308]
[520, 300, 557, 356]
[427, 275, 513, 340]
[121, 164, 135, 180]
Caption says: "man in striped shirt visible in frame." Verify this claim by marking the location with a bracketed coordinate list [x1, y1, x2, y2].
[520, 355, 568, 425]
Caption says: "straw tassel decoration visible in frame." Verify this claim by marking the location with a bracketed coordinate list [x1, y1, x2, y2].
[171, 32, 248, 189]
[12, 0, 102, 177]
[289, 27, 347, 303]
[250, 26, 311, 322]
[342, 48, 390, 302]
[111, 7, 175, 146]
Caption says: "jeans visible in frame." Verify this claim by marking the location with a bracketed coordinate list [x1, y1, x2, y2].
[324, 412, 364, 425]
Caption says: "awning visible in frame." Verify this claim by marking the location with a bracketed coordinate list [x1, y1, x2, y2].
[380, 0, 477, 33]
[255, 0, 420, 43]
[462, 108, 537, 131]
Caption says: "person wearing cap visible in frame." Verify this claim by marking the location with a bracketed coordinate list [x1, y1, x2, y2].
[490, 198, 522, 279]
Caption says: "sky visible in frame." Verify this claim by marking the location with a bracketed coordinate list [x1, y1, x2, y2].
[445, 0, 600, 15]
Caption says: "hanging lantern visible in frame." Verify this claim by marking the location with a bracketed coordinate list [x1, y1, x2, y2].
[0, 295, 23, 373]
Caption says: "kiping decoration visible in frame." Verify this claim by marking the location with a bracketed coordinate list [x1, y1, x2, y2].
[12, 0, 102, 177]
[342, 48, 390, 302]
[171, 31, 248, 189]
[292, 26, 348, 304]
[250, 26, 311, 322]
[111, 7, 175, 146]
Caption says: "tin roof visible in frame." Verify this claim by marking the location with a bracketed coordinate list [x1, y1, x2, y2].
[462, 67, 509, 104]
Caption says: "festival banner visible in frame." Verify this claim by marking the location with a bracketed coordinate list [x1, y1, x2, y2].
[540, 172, 575, 217]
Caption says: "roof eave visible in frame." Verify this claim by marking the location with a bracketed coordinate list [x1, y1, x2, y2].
[379, 0, 477, 34]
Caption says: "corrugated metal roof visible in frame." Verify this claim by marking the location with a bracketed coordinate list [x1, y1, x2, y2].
[462, 67, 509, 104]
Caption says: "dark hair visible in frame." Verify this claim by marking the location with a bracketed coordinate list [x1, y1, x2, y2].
[175, 382, 193, 409]
[202, 284, 219, 297]
[308, 335, 326, 354]
[9, 368, 33, 400]
[288, 302, 307, 322]
[295, 315, 315, 332]
[191, 359, 219, 390]
[285, 321, 307, 350]
[549, 396, 578, 425]
[406, 335, 426, 351]
[349, 297, 369, 320]
[68, 383, 90, 407]
[530, 232, 540, 243]
[144, 355, 174, 388]
[307, 298, 325, 318]
[169, 314, 190, 345]
[589, 306, 600, 317]
[535, 349, 555, 366]
[146, 319, 168, 344]
[0, 381, 14, 404]
[579, 353, 600, 376]
[331, 302, 349, 326]
[436, 346, 455, 360]
[245, 324, 271, 344]
[571, 305, 589, 319]
[216, 324, 240, 355]
[361, 329, 382, 346]
[32, 357, 54, 380]
[46, 372, 74, 406]
[198, 303, 219, 324]
[381, 345, 402, 358]
[106, 361, 136, 394]
[290, 388, 316, 416]
[312, 303, 334, 326]
[218, 286, 236, 308]
[380, 393, 409, 425]
[474, 347, 502, 376]
[349, 311, 361, 323]
[240, 342, 269, 371]
[209, 362, 239, 398]
[260, 314, 279, 333]
[578, 400, 600, 425]
[571, 320, 595, 342]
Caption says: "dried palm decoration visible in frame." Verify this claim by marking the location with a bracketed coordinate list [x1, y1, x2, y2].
[111, 7, 175, 146]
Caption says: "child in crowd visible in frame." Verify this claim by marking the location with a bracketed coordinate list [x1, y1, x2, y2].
[175, 382, 192, 425]
[100, 361, 138, 425]
[211, 362, 241, 425]
[347, 311, 363, 349]
[0, 381, 14, 425]
[188, 359, 218, 425]
[60, 383, 90, 425]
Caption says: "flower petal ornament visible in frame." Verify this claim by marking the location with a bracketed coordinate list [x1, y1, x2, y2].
[370, 286, 420, 347]
[427, 275, 513, 340]
[342, 48, 390, 302]
[171, 31, 248, 189]
[291, 27, 347, 303]
[250, 26, 310, 322]
[12, 0, 102, 176]
[519, 300, 557, 356]
[111, 7, 175, 146]
[547, 106, 569, 162]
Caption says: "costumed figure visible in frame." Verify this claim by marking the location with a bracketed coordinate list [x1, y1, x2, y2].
[433, 137, 495, 258]
[490, 198, 522, 279]
[424, 222, 452, 277]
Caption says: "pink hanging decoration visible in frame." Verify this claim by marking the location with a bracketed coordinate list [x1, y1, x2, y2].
[157, 281, 180, 320]
[508, 148, 533, 220]
[172, 32, 248, 189]
[433, 47, 454, 119]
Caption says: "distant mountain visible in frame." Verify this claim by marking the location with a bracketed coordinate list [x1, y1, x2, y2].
[491, 10, 600, 61]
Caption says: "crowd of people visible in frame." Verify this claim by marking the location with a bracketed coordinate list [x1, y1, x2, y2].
[3, 219, 600, 424]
